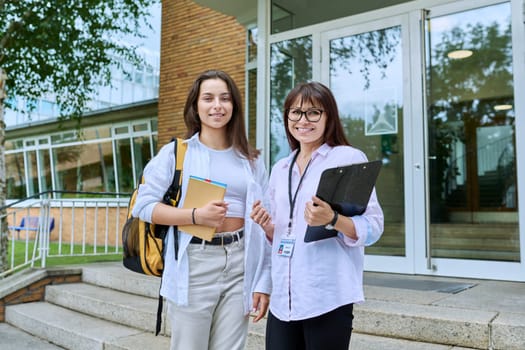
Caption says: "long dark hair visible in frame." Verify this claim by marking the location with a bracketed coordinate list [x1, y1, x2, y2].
[183, 70, 260, 160]
[283, 81, 350, 151]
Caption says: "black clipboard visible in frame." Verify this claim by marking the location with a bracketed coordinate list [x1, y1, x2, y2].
[304, 160, 382, 242]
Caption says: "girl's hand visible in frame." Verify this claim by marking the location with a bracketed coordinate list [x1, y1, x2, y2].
[194, 200, 228, 228]
[251, 292, 270, 323]
[250, 200, 274, 241]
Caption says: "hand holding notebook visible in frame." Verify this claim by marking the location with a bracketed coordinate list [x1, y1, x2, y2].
[179, 176, 227, 241]
[304, 160, 382, 242]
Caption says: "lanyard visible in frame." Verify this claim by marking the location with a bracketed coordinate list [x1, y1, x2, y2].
[287, 151, 312, 235]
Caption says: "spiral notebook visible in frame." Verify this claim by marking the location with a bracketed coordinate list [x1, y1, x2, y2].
[179, 175, 227, 241]
[304, 160, 382, 242]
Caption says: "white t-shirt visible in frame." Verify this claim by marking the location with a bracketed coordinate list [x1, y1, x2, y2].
[201, 140, 247, 218]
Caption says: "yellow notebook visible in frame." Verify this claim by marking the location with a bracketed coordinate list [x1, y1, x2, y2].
[179, 175, 227, 241]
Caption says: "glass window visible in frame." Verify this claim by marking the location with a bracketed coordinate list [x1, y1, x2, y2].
[5, 152, 26, 198]
[51, 132, 77, 145]
[134, 69, 144, 84]
[132, 136, 153, 186]
[426, 2, 518, 261]
[151, 119, 158, 132]
[114, 126, 129, 135]
[329, 25, 405, 256]
[53, 141, 116, 194]
[270, 36, 312, 165]
[247, 27, 258, 62]
[5, 140, 23, 151]
[115, 138, 133, 193]
[133, 123, 149, 132]
[122, 81, 135, 104]
[6, 119, 156, 200]
[26, 150, 38, 196]
[82, 127, 111, 140]
[38, 149, 52, 194]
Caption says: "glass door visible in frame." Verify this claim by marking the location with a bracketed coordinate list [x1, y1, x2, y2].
[420, 1, 521, 279]
[319, 0, 523, 280]
[321, 15, 412, 273]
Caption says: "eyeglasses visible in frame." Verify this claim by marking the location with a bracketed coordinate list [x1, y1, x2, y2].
[286, 108, 324, 122]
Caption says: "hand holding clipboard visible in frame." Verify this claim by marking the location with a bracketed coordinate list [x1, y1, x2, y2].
[304, 160, 382, 242]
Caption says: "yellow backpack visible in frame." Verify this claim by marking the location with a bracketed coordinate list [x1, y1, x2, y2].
[121, 138, 187, 335]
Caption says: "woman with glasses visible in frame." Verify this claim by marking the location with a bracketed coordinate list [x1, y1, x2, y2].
[251, 81, 384, 350]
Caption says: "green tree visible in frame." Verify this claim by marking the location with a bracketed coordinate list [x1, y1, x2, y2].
[0, 0, 159, 273]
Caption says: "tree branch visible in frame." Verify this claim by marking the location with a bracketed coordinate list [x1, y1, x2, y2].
[0, 9, 32, 64]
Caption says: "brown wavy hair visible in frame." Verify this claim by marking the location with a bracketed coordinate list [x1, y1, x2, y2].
[283, 81, 350, 151]
[183, 70, 260, 160]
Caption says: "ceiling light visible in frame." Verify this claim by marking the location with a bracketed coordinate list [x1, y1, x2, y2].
[447, 49, 473, 59]
[494, 104, 512, 111]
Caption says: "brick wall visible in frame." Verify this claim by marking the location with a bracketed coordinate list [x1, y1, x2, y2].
[0, 272, 81, 322]
[158, 0, 247, 148]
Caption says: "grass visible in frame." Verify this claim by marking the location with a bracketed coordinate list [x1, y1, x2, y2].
[7, 239, 123, 269]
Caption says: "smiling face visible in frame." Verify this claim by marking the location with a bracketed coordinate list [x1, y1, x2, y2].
[287, 96, 326, 150]
[197, 78, 233, 133]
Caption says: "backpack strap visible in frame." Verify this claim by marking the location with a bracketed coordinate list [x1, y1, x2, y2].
[155, 137, 187, 336]
[164, 137, 187, 205]
[165, 138, 187, 260]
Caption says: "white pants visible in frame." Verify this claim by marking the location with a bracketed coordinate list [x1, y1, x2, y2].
[168, 237, 248, 350]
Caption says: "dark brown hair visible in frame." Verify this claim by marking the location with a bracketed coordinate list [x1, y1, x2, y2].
[183, 70, 260, 160]
[283, 81, 350, 151]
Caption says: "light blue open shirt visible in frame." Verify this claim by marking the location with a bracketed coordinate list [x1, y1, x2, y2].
[132, 133, 272, 314]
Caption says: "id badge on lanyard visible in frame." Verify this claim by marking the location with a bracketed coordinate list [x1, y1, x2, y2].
[277, 237, 296, 258]
[277, 152, 311, 259]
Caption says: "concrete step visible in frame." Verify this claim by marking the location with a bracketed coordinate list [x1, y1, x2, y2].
[45, 282, 163, 334]
[4, 262, 518, 349]
[81, 262, 161, 298]
[2, 313, 470, 350]
[0, 322, 65, 350]
[353, 299, 495, 349]
[79, 263, 483, 349]
[5, 301, 170, 350]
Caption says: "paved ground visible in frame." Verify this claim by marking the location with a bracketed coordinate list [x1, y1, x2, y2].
[2, 263, 524, 349]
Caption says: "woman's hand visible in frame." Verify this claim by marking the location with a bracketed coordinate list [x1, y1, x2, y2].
[304, 196, 335, 226]
[306, 196, 358, 239]
[251, 292, 270, 323]
[250, 200, 274, 241]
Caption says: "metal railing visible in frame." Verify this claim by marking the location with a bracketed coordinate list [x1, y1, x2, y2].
[0, 191, 130, 278]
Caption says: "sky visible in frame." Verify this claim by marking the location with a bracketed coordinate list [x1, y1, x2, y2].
[124, 2, 162, 56]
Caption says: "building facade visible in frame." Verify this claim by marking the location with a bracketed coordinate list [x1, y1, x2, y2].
[159, 0, 524, 282]
[5, 49, 161, 198]
[6, 0, 524, 282]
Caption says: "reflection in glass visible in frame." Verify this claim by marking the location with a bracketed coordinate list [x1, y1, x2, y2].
[426, 3, 519, 261]
[6, 121, 157, 200]
[6, 152, 26, 198]
[132, 136, 152, 188]
[115, 138, 133, 193]
[53, 141, 116, 195]
[329, 26, 405, 256]
[247, 28, 258, 62]
[27, 150, 38, 196]
[270, 36, 312, 165]
[38, 149, 52, 193]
